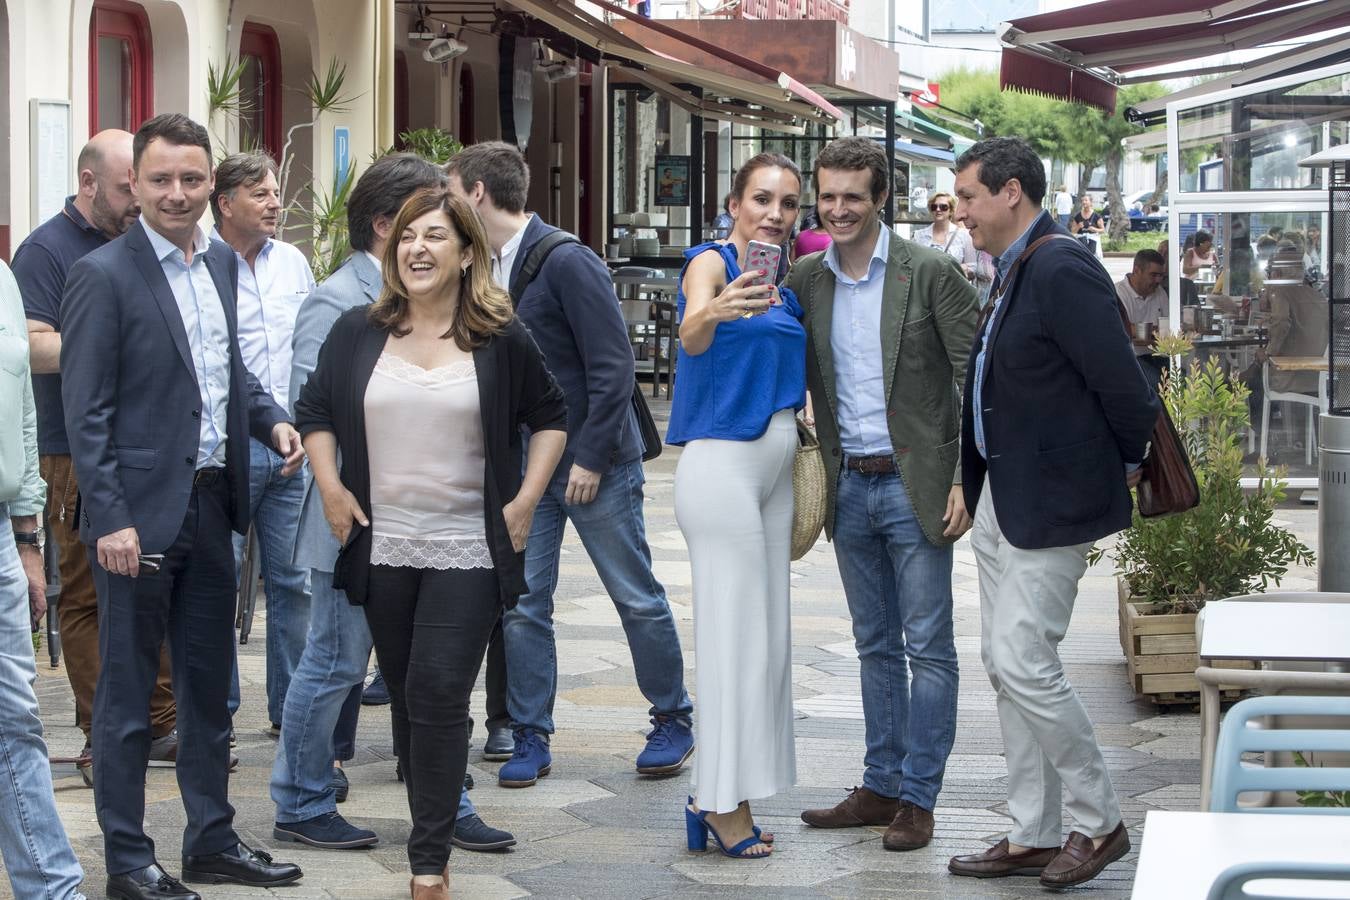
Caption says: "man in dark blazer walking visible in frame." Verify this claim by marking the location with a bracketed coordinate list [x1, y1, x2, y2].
[61, 114, 303, 900]
[447, 142, 693, 788]
[946, 137, 1158, 890]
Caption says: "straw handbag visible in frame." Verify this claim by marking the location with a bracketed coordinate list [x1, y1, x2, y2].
[791, 420, 827, 560]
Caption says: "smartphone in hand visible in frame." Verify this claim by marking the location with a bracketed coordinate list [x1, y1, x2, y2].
[744, 240, 782, 289]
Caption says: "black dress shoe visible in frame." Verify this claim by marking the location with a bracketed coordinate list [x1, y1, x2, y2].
[181, 841, 301, 887]
[107, 863, 201, 900]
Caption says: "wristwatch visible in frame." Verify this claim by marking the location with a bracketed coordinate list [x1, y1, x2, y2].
[13, 529, 43, 550]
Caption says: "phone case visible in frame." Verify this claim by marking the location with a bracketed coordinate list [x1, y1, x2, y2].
[746, 242, 781, 286]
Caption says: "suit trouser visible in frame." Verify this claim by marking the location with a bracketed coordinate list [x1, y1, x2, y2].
[41, 453, 175, 739]
[91, 475, 239, 874]
[969, 495, 1121, 848]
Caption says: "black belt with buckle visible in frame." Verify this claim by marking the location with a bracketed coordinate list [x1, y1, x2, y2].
[843, 454, 896, 475]
[193, 467, 224, 486]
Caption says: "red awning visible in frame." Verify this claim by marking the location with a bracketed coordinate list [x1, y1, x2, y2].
[999, 0, 1350, 112]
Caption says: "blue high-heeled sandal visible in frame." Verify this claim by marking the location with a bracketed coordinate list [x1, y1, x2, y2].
[685, 804, 772, 858]
[686, 797, 773, 845]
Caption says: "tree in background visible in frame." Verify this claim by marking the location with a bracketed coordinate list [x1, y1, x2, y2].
[939, 69, 1164, 241]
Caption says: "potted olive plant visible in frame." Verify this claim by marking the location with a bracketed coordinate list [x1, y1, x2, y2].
[1096, 336, 1314, 700]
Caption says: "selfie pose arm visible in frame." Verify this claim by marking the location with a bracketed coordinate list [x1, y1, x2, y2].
[679, 251, 773, 356]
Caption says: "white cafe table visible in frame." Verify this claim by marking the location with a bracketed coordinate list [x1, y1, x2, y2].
[1195, 600, 1350, 809]
[1132, 810, 1350, 898]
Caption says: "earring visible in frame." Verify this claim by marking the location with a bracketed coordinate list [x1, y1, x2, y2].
[461, 264, 470, 276]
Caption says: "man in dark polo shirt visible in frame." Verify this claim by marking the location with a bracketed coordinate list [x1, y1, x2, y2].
[15, 129, 179, 781]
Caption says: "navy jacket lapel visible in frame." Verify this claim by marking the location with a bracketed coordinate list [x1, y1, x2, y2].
[984, 212, 1056, 359]
[127, 223, 195, 377]
[507, 216, 549, 288]
[204, 241, 240, 337]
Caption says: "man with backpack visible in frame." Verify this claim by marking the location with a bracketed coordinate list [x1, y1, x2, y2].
[447, 142, 693, 788]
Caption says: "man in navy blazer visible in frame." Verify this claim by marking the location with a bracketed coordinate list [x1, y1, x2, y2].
[946, 138, 1158, 890]
[447, 142, 693, 787]
[61, 114, 303, 900]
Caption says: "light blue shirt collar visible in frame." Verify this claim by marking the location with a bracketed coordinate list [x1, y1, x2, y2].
[142, 216, 210, 262]
[822, 221, 889, 285]
[994, 212, 1049, 284]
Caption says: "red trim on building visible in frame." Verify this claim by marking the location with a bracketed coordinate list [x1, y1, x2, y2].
[89, 0, 154, 134]
[240, 22, 283, 158]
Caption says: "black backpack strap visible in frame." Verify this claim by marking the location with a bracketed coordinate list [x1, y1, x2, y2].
[508, 230, 582, 308]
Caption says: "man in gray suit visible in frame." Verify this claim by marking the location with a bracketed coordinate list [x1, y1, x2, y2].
[270, 154, 514, 853]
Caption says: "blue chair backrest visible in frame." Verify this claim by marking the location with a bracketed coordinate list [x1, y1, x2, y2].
[1206, 860, 1350, 899]
[1210, 695, 1350, 814]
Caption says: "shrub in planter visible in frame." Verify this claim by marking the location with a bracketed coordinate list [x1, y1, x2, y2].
[1093, 342, 1314, 615]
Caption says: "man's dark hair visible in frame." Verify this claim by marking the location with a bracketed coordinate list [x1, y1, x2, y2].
[347, 153, 446, 252]
[1133, 248, 1165, 270]
[814, 136, 889, 202]
[210, 151, 279, 221]
[444, 141, 529, 214]
[955, 136, 1046, 205]
[133, 113, 212, 171]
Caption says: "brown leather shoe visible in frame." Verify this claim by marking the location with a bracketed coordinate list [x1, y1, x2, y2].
[800, 786, 898, 828]
[948, 838, 1059, 878]
[1039, 821, 1130, 889]
[882, 800, 934, 851]
[410, 877, 449, 899]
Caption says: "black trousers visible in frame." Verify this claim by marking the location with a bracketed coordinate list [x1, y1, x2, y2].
[484, 617, 509, 734]
[90, 476, 238, 874]
[364, 564, 500, 874]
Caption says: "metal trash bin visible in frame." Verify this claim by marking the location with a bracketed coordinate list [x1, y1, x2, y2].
[1320, 414, 1350, 593]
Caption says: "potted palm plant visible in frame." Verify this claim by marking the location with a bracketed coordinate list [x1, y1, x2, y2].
[1095, 336, 1314, 701]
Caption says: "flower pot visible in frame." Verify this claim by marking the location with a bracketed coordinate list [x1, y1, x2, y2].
[1117, 579, 1256, 703]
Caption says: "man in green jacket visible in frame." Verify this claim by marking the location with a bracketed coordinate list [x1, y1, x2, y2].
[789, 137, 979, 852]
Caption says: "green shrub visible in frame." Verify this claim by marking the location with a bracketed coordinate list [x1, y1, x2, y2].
[1092, 350, 1314, 614]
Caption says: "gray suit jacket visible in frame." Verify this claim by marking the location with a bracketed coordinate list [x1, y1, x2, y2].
[289, 252, 381, 573]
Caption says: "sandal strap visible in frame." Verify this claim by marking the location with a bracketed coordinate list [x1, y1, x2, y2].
[722, 834, 767, 857]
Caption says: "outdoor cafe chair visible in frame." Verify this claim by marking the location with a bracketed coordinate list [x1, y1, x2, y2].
[1196, 592, 1350, 809]
[1206, 860, 1350, 900]
[1209, 695, 1350, 815]
[1260, 362, 1328, 466]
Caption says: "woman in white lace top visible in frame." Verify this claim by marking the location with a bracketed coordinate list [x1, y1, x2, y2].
[295, 188, 566, 900]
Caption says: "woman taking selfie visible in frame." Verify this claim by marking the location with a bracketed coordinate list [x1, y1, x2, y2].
[667, 152, 806, 860]
[294, 188, 566, 899]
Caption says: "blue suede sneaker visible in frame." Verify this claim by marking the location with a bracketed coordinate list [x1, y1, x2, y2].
[497, 729, 551, 788]
[273, 811, 378, 849]
[636, 715, 695, 775]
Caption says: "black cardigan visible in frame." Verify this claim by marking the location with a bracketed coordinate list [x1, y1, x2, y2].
[294, 306, 568, 608]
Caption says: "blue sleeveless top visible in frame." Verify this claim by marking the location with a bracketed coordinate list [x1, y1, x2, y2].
[666, 242, 806, 446]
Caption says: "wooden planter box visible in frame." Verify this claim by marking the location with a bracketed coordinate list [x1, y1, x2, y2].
[1117, 579, 1256, 702]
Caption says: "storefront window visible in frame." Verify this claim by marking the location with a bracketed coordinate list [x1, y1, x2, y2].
[1177, 210, 1327, 300]
[1176, 74, 1350, 193]
[609, 87, 698, 259]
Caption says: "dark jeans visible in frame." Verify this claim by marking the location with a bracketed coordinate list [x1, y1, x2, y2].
[484, 618, 509, 733]
[91, 476, 239, 874]
[364, 565, 500, 875]
[332, 682, 363, 761]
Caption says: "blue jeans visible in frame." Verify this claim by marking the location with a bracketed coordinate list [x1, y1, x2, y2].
[270, 569, 372, 823]
[0, 505, 86, 899]
[230, 437, 311, 723]
[831, 471, 958, 811]
[504, 459, 691, 734]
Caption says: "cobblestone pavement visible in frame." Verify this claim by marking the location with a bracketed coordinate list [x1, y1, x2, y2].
[28, 397, 1320, 899]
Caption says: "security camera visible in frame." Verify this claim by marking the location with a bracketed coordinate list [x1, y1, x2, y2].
[537, 60, 578, 82]
[423, 37, 468, 63]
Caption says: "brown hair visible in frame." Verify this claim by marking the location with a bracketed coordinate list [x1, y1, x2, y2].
[367, 187, 513, 349]
[814, 136, 889, 202]
[731, 152, 801, 203]
[444, 141, 529, 214]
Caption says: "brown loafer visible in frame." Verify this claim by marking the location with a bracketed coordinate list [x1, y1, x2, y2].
[1039, 821, 1130, 889]
[882, 800, 934, 851]
[801, 786, 898, 828]
[948, 838, 1059, 878]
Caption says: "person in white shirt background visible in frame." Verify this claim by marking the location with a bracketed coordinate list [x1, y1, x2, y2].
[210, 151, 315, 735]
[1053, 184, 1073, 228]
[1113, 248, 1168, 389]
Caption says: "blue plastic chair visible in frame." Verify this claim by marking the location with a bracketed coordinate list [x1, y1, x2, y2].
[1209, 695, 1350, 814]
[1206, 860, 1350, 899]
